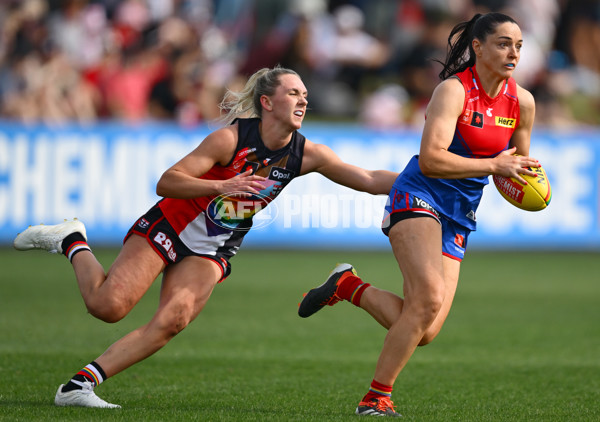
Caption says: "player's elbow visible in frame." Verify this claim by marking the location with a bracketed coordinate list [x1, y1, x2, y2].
[363, 171, 397, 195]
[419, 158, 438, 178]
[156, 189, 169, 198]
[365, 182, 384, 195]
[155, 173, 171, 197]
[156, 184, 167, 197]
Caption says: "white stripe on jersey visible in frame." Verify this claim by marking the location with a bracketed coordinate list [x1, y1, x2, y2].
[179, 212, 233, 255]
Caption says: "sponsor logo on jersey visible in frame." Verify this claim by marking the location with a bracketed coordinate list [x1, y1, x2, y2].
[460, 109, 472, 124]
[268, 167, 294, 181]
[470, 111, 484, 128]
[466, 210, 476, 221]
[240, 161, 260, 173]
[236, 147, 257, 159]
[459, 109, 484, 128]
[138, 218, 150, 229]
[495, 116, 516, 128]
[454, 234, 465, 248]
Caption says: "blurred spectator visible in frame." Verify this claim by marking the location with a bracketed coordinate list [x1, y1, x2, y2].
[395, 7, 458, 127]
[102, 44, 167, 122]
[359, 83, 409, 129]
[0, 0, 598, 127]
[48, 0, 107, 70]
[289, 3, 392, 117]
[0, 0, 99, 125]
[542, 0, 600, 126]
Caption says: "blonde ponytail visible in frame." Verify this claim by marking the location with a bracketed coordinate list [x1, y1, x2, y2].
[219, 65, 299, 125]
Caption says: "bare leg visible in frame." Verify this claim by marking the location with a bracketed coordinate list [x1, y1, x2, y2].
[95, 256, 221, 377]
[368, 217, 461, 385]
[358, 286, 404, 330]
[358, 255, 459, 346]
[71, 235, 165, 322]
[419, 256, 460, 345]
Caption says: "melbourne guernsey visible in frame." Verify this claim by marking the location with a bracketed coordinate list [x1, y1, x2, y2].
[392, 65, 520, 230]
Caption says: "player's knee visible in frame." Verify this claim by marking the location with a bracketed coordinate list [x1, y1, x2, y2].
[86, 297, 131, 323]
[418, 327, 441, 346]
[164, 316, 190, 339]
[87, 305, 127, 323]
[157, 304, 194, 341]
[412, 292, 444, 328]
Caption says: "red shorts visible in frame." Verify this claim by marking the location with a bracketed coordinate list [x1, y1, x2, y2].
[125, 204, 232, 282]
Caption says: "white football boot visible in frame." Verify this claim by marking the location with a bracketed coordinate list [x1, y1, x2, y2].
[13, 219, 87, 254]
[54, 382, 121, 408]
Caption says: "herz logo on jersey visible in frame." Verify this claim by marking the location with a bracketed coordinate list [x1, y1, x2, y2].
[495, 116, 516, 128]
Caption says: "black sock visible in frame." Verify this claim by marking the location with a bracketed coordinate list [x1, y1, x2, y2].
[61, 232, 91, 262]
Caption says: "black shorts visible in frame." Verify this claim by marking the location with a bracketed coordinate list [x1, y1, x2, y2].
[125, 204, 232, 282]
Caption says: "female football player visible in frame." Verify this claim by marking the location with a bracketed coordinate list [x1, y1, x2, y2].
[14, 66, 398, 408]
[298, 12, 540, 417]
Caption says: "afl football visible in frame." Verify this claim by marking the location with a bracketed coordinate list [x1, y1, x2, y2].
[492, 163, 551, 211]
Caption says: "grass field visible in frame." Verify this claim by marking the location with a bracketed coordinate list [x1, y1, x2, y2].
[1, 247, 599, 421]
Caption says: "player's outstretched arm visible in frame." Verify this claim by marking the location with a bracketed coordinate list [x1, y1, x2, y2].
[300, 140, 398, 195]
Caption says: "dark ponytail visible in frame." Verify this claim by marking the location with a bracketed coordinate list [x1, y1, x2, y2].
[436, 13, 517, 80]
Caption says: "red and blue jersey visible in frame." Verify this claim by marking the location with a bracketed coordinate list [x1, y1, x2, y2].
[391, 65, 520, 230]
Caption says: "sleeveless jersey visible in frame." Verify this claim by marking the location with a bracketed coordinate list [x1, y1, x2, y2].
[393, 65, 520, 230]
[158, 118, 305, 258]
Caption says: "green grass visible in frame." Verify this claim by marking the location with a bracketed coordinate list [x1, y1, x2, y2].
[1, 247, 599, 421]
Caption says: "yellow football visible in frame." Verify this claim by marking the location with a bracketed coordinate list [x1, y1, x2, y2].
[492, 163, 552, 211]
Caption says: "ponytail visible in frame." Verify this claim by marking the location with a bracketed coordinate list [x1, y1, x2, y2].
[219, 65, 300, 125]
[436, 12, 517, 80]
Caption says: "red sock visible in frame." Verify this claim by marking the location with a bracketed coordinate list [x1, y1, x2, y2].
[336, 274, 370, 306]
[362, 379, 393, 402]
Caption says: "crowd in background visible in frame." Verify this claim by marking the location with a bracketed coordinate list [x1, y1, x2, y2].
[0, 0, 599, 129]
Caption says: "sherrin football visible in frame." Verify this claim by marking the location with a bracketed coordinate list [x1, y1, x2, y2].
[492, 163, 551, 211]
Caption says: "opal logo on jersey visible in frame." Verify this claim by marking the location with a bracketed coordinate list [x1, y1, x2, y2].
[269, 167, 293, 181]
[207, 191, 278, 231]
[495, 116, 516, 128]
